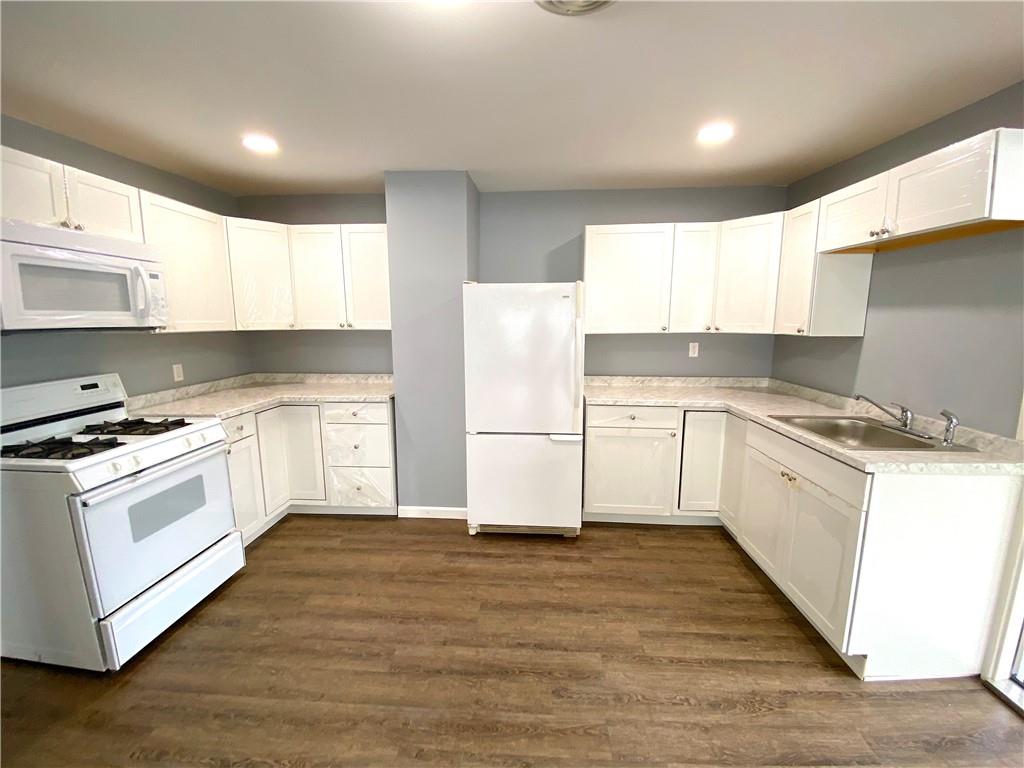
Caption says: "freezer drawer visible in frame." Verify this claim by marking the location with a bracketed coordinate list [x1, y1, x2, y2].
[99, 531, 244, 670]
[466, 433, 583, 529]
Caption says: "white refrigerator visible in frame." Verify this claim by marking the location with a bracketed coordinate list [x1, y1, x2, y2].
[463, 281, 584, 535]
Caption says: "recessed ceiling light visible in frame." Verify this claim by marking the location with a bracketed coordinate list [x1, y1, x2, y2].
[696, 121, 735, 146]
[242, 132, 279, 155]
[536, 1, 614, 16]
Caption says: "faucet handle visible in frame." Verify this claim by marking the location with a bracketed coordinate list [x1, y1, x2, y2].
[940, 409, 960, 446]
[890, 401, 914, 428]
[940, 409, 960, 426]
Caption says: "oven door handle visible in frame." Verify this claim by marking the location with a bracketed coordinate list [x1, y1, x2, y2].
[77, 442, 227, 508]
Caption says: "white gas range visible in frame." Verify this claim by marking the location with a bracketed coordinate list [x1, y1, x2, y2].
[1, 373, 244, 671]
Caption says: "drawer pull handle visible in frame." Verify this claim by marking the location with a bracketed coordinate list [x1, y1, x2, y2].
[352, 410, 358, 417]
[236, 425, 245, 432]
[353, 444, 360, 450]
[356, 485, 362, 491]
[629, 414, 636, 420]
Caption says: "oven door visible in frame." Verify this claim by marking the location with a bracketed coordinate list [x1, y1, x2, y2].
[69, 443, 236, 618]
[1, 241, 156, 329]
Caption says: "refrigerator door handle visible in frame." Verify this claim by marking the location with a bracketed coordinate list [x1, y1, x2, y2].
[573, 317, 583, 410]
[548, 434, 583, 442]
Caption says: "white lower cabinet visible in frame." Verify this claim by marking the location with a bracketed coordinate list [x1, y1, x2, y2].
[327, 467, 394, 508]
[738, 446, 791, 578]
[717, 414, 747, 531]
[255, 405, 325, 516]
[678, 411, 725, 511]
[584, 417, 680, 517]
[226, 434, 266, 543]
[782, 476, 863, 650]
[322, 401, 395, 509]
[255, 407, 290, 514]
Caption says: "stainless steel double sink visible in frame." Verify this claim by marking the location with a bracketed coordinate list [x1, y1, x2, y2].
[770, 415, 976, 452]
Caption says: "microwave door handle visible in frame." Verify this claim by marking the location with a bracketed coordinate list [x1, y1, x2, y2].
[133, 265, 151, 318]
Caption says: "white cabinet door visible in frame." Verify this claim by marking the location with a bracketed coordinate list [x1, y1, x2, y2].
[290, 224, 346, 329]
[140, 192, 235, 332]
[227, 434, 267, 544]
[1, 147, 68, 226]
[782, 474, 864, 650]
[884, 131, 995, 239]
[583, 224, 674, 333]
[668, 222, 719, 332]
[256, 407, 290, 514]
[65, 168, 144, 241]
[584, 426, 679, 516]
[816, 173, 888, 252]
[712, 212, 783, 333]
[679, 411, 725, 511]
[774, 200, 819, 335]
[718, 413, 747, 531]
[226, 217, 294, 330]
[282, 405, 326, 501]
[341, 224, 390, 330]
[738, 446, 791, 579]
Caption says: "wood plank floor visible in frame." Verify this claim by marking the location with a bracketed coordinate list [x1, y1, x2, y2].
[2, 516, 1021, 767]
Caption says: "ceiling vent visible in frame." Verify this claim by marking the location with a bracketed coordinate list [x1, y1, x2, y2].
[535, 1, 613, 16]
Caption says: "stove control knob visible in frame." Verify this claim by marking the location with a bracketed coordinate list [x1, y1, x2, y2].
[199, 433, 207, 444]
[133, 456, 142, 467]
[185, 437, 193, 449]
[110, 462, 122, 474]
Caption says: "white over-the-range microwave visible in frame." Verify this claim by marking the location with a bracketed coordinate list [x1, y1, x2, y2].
[1, 220, 168, 330]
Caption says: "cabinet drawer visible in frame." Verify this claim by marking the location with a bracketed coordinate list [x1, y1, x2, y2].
[747, 422, 870, 510]
[327, 467, 394, 508]
[324, 423, 391, 467]
[587, 405, 679, 429]
[323, 402, 389, 424]
[222, 412, 257, 444]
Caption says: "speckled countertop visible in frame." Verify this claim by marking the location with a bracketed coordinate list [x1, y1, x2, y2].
[132, 375, 393, 420]
[584, 378, 1024, 476]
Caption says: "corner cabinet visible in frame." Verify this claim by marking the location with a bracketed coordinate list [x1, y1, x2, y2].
[226, 217, 295, 330]
[140, 192, 236, 332]
[774, 200, 873, 337]
[583, 224, 674, 333]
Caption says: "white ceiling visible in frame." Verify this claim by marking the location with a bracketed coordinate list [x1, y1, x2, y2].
[2, 1, 1022, 195]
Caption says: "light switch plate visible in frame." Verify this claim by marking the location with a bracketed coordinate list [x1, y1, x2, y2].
[689, 342, 699, 358]
[172, 363, 184, 382]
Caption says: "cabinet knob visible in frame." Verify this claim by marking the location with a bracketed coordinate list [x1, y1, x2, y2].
[661, 326, 667, 331]
[879, 227, 891, 235]
[714, 326, 721, 331]
[704, 325, 711, 331]
[356, 485, 362, 491]
[353, 444, 360, 449]
[347, 322, 353, 328]
[288, 323, 295, 328]
[236, 425, 244, 432]
[869, 229, 879, 237]
[59, 218, 72, 228]
[629, 414, 636, 420]
[352, 410, 358, 416]
[339, 322, 345, 328]
[669, 431, 677, 437]
[797, 327, 805, 334]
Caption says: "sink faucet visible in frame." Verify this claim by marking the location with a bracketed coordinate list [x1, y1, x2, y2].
[854, 393, 915, 430]
[940, 409, 960, 446]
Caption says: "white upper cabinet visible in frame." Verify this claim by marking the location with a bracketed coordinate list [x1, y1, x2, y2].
[774, 199, 874, 338]
[140, 192, 235, 332]
[774, 200, 819, 335]
[341, 224, 391, 330]
[668, 222, 719, 332]
[226, 217, 295, 330]
[64, 168, 144, 241]
[885, 129, 1023, 239]
[1, 147, 68, 226]
[816, 172, 888, 253]
[289, 224, 346, 329]
[1, 148, 143, 240]
[583, 223, 674, 333]
[712, 212, 783, 333]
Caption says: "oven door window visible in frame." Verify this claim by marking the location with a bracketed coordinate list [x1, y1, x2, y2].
[128, 474, 207, 542]
[19, 262, 132, 312]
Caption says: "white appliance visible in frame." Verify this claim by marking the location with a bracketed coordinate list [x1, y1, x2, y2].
[1, 219, 168, 330]
[463, 282, 584, 535]
[1, 374, 243, 671]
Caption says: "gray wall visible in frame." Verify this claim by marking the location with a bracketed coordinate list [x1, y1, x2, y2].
[245, 330, 393, 374]
[385, 171, 476, 508]
[1, 115, 237, 215]
[0, 331, 250, 395]
[478, 186, 785, 376]
[236, 194, 386, 224]
[774, 81, 1024, 437]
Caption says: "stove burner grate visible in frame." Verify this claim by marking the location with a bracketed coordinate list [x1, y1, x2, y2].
[80, 417, 190, 436]
[1, 436, 124, 460]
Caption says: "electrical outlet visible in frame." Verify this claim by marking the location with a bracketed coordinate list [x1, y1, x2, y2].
[172, 363, 184, 382]
[689, 342, 699, 358]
